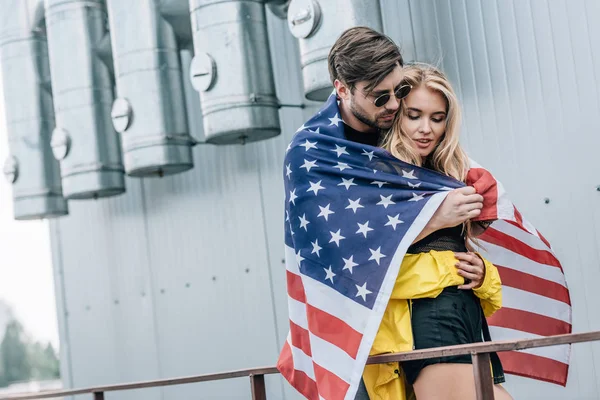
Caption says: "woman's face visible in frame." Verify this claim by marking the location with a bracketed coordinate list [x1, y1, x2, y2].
[400, 85, 447, 160]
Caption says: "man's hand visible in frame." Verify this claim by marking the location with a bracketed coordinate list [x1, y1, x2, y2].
[412, 186, 484, 243]
[455, 252, 486, 289]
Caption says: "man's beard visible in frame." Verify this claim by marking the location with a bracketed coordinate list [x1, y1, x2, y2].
[350, 100, 395, 131]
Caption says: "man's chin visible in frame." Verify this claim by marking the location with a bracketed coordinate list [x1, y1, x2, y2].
[376, 120, 394, 130]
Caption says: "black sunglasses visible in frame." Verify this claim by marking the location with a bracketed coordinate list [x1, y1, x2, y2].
[365, 84, 412, 108]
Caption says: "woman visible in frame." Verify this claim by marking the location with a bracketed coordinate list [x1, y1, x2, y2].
[359, 64, 513, 400]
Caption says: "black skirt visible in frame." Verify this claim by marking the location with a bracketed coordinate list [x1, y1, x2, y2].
[402, 286, 505, 385]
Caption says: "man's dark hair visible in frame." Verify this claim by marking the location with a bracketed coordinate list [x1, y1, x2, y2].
[328, 26, 403, 94]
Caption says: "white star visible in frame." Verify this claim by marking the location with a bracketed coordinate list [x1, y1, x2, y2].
[308, 127, 321, 134]
[324, 266, 336, 283]
[402, 169, 418, 179]
[311, 239, 322, 257]
[296, 123, 307, 132]
[373, 169, 378, 174]
[409, 192, 425, 202]
[333, 162, 352, 171]
[299, 214, 310, 231]
[295, 250, 304, 266]
[300, 159, 318, 172]
[369, 247, 386, 265]
[329, 229, 346, 247]
[289, 189, 298, 205]
[317, 204, 335, 221]
[329, 113, 343, 126]
[346, 198, 364, 213]
[361, 149, 377, 161]
[342, 255, 359, 274]
[371, 180, 388, 188]
[331, 144, 349, 157]
[285, 163, 292, 178]
[307, 180, 325, 195]
[355, 282, 372, 302]
[440, 186, 454, 191]
[338, 177, 357, 190]
[285, 210, 290, 222]
[385, 214, 404, 230]
[408, 181, 421, 188]
[376, 194, 395, 209]
[356, 221, 374, 238]
[300, 139, 318, 151]
[286, 142, 292, 152]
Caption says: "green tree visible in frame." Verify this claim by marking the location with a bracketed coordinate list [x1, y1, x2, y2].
[0, 320, 31, 385]
[29, 342, 60, 380]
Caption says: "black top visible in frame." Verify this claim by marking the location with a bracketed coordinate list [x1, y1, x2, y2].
[343, 123, 382, 147]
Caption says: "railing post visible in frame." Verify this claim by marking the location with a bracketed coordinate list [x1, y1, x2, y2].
[93, 392, 105, 400]
[472, 352, 495, 400]
[250, 373, 267, 400]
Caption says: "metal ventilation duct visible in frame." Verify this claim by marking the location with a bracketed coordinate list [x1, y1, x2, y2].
[106, 0, 194, 177]
[45, 0, 125, 200]
[287, 0, 383, 101]
[189, 0, 281, 145]
[0, 0, 68, 220]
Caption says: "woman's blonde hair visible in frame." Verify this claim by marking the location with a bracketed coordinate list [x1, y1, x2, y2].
[380, 63, 469, 182]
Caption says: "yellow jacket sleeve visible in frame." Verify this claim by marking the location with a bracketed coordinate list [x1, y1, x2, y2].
[472, 253, 503, 317]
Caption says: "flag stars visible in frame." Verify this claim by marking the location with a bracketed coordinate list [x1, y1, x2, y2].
[289, 189, 298, 205]
[402, 169, 418, 180]
[342, 255, 359, 274]
[317, 204, 335, 221]
[355, 282, 372, 302]
[328, 113, 343, 127]
[307, 180, 325, 195]
[311, 239, 322, 257]
[385, 214, 404, 230]
[295, 250, 304, 266]
[324, 266, 336, 284]
[369, 247, 386, 265]
[362, 149, 377, 161]
[338, 178, 357, 190]
[346, 198, 364, 213]
[299, 214, 310, 231]
[356, 221, 374, 238]
[376, 194, 395, 209]
[331, 144, 349, 157]
[408, 181, 421, 188]
[409, 193, 425, 202]
[285, 163, 292, 178]
[371, 181, 388, 188]
[300, 159, 318, 172]
[329, 229, 346, 247]
[300, 139, 318, 151]
[333, 162, 352, 171]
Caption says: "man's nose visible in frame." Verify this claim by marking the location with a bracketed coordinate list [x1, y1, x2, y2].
[385, 94, 400, 111]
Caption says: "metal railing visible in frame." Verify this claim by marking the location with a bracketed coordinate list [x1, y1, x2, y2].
[1, 331, 599, 400]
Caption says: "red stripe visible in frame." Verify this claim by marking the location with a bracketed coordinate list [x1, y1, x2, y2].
[488, 308, 571, 336]
[513, 206, 524, 226]
[287, 271, 306, 303]
[277, 342, 319, 400]
[500, 350, 569, 386]
[306, 304, 362, 359]
[290, 320, 312, 357]
[314, 362, 350, 400]
[481, 227, 562, 268]
[496, 266, 570, 304]
[467, 167, 498, 221]
[537, 229, 552, 249]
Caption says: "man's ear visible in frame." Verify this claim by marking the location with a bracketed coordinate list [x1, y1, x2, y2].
[334, 79, 351, 101]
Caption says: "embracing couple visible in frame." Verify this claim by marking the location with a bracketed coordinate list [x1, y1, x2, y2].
[279, 26, 516, 400]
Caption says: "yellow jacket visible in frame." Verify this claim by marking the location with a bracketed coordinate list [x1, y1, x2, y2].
[363, 250, 503, 400]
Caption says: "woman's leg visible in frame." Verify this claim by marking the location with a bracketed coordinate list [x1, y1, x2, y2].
[413, 363, 512, 400]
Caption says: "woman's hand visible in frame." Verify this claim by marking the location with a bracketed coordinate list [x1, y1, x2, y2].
[454, 252, 486, 289]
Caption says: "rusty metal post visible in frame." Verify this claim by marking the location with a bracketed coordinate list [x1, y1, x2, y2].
[93, 392, 105, 400]
[472, 353, 495, 400]
[250, 374, 267, 400]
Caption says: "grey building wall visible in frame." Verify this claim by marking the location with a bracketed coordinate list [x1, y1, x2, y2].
[44, 1, 600, 399]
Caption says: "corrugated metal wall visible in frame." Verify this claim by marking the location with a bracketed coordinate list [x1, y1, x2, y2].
[48, 1, 600, 399]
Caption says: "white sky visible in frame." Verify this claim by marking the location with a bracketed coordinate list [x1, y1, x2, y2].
[0, 83, 60, 349]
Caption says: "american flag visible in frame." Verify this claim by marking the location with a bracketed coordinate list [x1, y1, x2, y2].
[277, 93, 572, 400]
